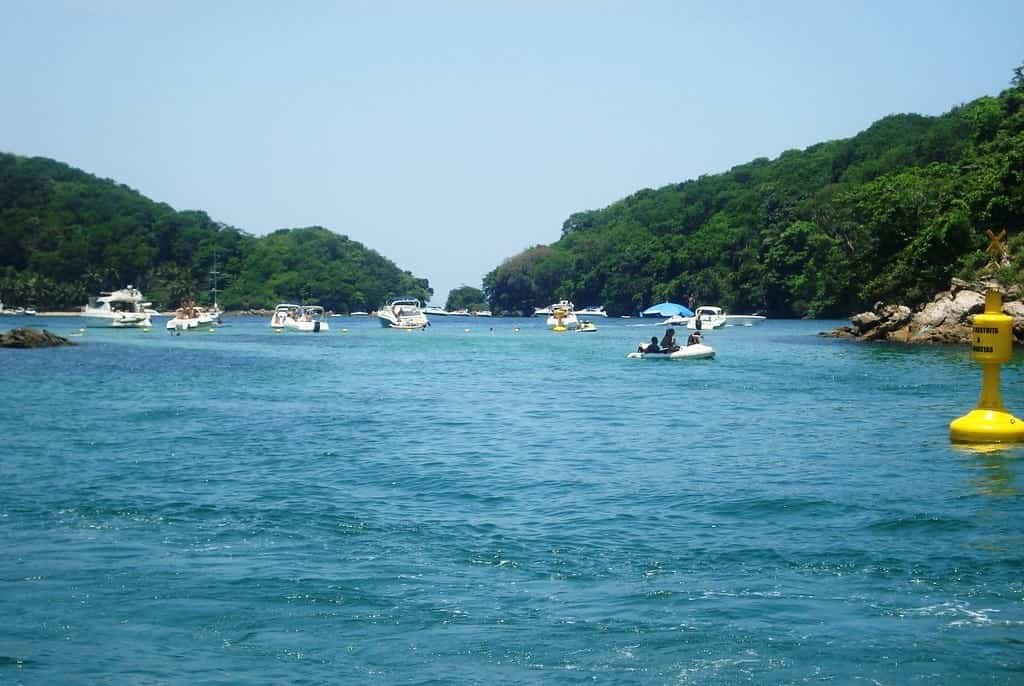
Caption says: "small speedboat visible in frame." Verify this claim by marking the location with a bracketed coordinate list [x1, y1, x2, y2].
[661, 314, 691, 327]
[270, 304, 330, 332]
[577, 320, 598, 332]
[575, 305, 608, 317]
[627, 343, 715, 360]
[166, 298, 215, 332]
[378, 298, 429, 329]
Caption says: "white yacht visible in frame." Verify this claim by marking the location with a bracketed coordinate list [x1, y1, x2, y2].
[546, 300, 579, 330]
[533, 305, 552, 317]
[270, 304, 330, 332]
[422, 305, 449, 316]
[378, 298, 429, 329]
[575, 305, 608, 317]
[82, 286, 153, 328]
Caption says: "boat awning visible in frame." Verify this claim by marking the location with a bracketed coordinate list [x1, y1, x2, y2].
[641, 302, 693, 317]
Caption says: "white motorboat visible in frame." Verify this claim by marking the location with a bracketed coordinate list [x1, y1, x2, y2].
[627, 343, 715, 360]
[423, 305, 449, 316]
[82, 286, 153, 328]
[546, 300, 579, 330]
[575, 305, 608, 318]
[270, 304, 330, 332]
[661, 314, 692, 327]
[474, 310, 492, 317]
[687, 306, 728, 330]
[166, 299, 215, 332]
[533, 305, 552, 316]
[577, 320, 598, 332]
[378, 298, 429, 329]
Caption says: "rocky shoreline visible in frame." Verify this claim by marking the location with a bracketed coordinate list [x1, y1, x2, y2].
[824, 278, 1024, 344]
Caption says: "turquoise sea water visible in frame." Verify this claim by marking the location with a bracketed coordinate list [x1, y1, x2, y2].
[2, 314, 1023, 684]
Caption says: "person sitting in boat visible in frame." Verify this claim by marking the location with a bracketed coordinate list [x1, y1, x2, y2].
[638, 336, 661, 353]
[686, 330, 702, 346]
[660, 328, 680, 353]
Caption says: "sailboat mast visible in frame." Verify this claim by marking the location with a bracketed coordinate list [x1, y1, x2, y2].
[209, 255, 221, 309]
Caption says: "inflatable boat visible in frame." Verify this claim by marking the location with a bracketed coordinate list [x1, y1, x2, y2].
[627, 343, 715, 360]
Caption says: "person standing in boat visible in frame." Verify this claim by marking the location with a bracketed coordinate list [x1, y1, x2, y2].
[660, 328, 680, 353]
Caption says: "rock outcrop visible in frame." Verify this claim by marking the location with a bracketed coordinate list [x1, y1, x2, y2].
[0, 327, 76, 348]
[825, 279, 1024, 344]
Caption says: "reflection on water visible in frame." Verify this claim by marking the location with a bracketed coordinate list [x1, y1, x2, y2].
[953, 444, 1024, 496]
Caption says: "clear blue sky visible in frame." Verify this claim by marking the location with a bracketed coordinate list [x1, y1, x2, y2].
[2, 1, 1021, 304]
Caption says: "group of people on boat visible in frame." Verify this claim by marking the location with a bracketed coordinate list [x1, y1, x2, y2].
[174, 298, 200, 320]
[637, 327, 703, 354]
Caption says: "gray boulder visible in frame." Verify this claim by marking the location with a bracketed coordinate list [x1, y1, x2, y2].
[0, 328, 76, 348]
[824, 279, 1024, 344]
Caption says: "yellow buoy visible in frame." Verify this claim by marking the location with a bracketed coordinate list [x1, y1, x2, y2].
[950, 287, 1024, 444]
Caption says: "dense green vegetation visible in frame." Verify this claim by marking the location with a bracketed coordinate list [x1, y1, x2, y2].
[444, 285, 488, 312]
[485, 69, 1024, 317]
[0, 154, 430, 311]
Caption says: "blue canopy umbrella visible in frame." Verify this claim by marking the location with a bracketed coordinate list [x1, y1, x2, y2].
[641, 302, 694, 318]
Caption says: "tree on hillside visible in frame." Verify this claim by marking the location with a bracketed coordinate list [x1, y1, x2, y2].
[483, 71, 1024, 317]
[445, 285, 487, 312]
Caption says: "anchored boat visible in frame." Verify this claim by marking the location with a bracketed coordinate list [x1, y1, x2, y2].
[270, 304, 330, 332]
[378, 298, 429, 330]
[82, 286, 153, 328]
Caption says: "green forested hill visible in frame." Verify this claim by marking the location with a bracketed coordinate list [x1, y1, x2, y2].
[484, 71, 1024, 317]
[0, 154, 430, 311]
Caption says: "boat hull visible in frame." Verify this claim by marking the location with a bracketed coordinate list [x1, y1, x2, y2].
[83, 313, 152, 328]
[272, 320, 329, 332]
[627, 344, 715, 360]
[166, 314, 215, 331]
[687, 317, 726, 330]
[378, 317, 427, 330]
